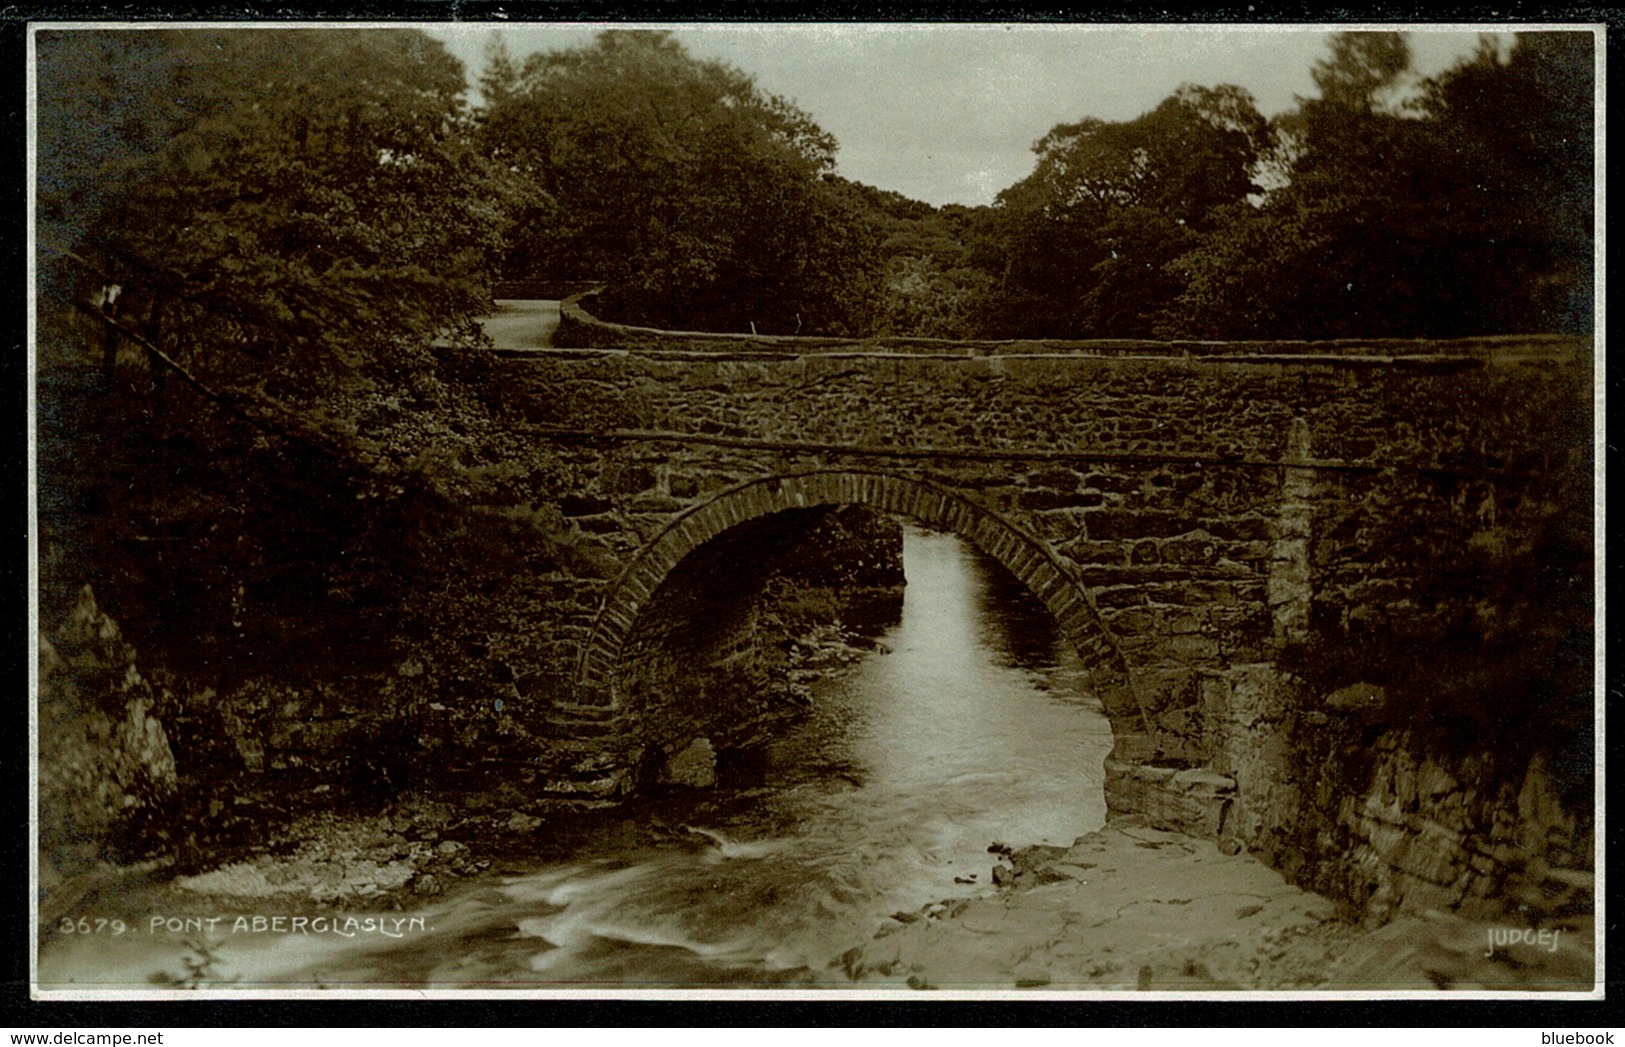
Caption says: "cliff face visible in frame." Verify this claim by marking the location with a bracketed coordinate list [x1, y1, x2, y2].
[38, 586, 180, 879]
[1301, 726, 1592, 926]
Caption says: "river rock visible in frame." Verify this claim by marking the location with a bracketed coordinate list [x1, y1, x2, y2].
[659, 737, 717, 788]
[506, 812, 542, 833]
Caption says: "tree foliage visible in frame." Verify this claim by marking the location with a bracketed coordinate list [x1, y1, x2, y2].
[1309, 31, 1413, 114]
[35, 27, 1595, 362]
[1160, 31, 1594, 339]
[36, 28, 521, 397]
[828, 180, 995, 339]
[34, 28, 544, 712]
[479, 30, 879, 335]
[979, 85, 1268, 338]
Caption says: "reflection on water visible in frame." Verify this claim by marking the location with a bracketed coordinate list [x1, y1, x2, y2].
[40, 524, 1114, 989]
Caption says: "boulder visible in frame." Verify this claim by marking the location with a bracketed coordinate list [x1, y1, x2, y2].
[506, 812, 542, 833]
[659, 737, 717, 789]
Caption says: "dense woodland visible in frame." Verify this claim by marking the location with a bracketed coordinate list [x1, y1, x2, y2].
[33, 28, 1596, 864]
[487, 29, 1594, 340]
[39, 27, 1594, 353]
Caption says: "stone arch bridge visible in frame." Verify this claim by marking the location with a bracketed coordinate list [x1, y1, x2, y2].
[460, 306, 1590, 890]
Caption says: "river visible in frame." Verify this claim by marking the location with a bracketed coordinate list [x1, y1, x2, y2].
[39, 524, 1114, 990]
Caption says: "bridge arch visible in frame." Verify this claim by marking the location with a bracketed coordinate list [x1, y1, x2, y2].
[575, 468, 1150, 737]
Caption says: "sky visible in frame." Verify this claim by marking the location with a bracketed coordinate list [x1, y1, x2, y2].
[424, 23, 1517, 208]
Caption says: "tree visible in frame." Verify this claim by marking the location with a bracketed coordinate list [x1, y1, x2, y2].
[982, 85, 1267, 338]
[1308, 31, 1412, 114]
[36, 28, 521, 399]
[478, 30, 879, 335]
[1160, 33, 1424, 338]
[1160, 30, 1594, 339]
[824, 179, 997, 340]
[35, 28, 537, 695]
[1416, 32, 1595, 333]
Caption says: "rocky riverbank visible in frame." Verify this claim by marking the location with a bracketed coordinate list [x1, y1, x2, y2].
[837, 820, 1595, 992]
[153, 626, 886, 913]
[38, 591, 1589, 994]
[37, 621, 890, 958]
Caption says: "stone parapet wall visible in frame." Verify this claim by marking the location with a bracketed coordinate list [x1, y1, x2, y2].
[556, 291, 1579, 360]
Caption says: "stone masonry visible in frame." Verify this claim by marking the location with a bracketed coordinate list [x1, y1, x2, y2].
[467, 297, 1595, 921]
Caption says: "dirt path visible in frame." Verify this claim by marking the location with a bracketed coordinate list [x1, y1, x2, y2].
[838, 820, 1595, 992]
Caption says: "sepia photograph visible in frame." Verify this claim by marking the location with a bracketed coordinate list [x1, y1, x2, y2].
[27, 19, 1601, 998]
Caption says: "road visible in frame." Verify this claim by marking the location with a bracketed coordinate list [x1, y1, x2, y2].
[476, 299, 560, 350]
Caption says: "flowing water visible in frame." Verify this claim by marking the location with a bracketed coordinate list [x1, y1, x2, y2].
[39, 524, 1114, 990]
